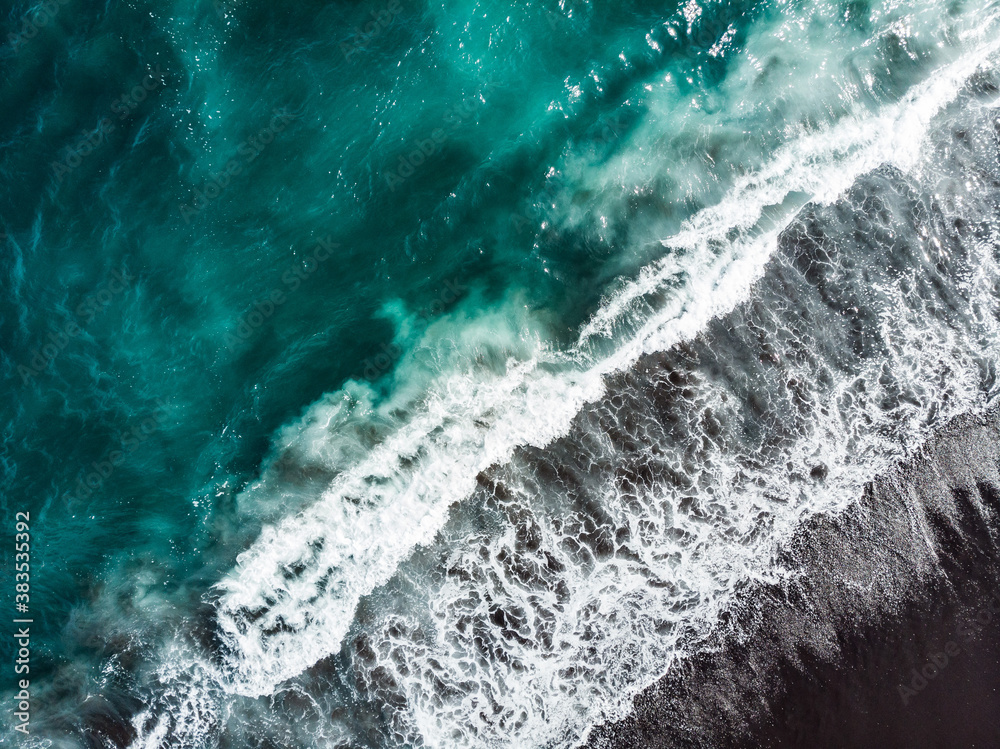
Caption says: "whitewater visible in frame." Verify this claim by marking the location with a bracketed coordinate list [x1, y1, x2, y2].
[121, 8, 1000, 746]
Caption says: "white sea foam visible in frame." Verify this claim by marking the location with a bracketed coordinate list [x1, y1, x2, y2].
[211, 24, 1000, 710]
[128, 640, 222, 749]
[365, 105, 1000, 749]
[581, 25, 1000, 362]
[116, 10, 1000, 749]
[374, 291, 1000, 748]
[216, 344, 605, 695]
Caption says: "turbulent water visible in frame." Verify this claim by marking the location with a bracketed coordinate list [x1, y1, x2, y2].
[4, 0, 1000, 747]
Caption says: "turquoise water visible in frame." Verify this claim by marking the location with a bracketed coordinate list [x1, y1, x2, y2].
[4, 0, 1000, 746]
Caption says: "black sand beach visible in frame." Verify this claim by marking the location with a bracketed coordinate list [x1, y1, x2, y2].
[586, 409, 1000, 748]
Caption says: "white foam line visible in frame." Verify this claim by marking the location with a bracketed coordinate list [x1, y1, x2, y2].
[580, 29, 1000, 360]
[212, 32, 1000, 700]
[215, 357, 605, 695]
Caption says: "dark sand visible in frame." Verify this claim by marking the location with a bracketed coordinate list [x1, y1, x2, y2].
[585, 409, 1000, 749]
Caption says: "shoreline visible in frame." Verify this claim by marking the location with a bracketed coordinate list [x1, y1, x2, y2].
[585, 406, 1000, 748]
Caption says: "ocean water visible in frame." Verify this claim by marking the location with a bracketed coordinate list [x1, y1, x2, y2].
[3, 0, 1000, 746]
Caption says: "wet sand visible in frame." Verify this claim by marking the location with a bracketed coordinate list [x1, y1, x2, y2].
[586, 408, 1000, 749]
